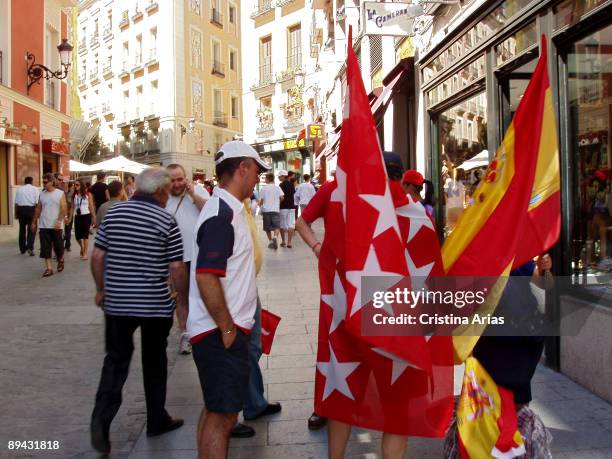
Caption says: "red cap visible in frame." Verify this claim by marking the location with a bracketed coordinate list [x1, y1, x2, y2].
[402, 170, 424, 187]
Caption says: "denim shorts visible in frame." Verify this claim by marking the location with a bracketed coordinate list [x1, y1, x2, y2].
[262, 212, 280, 232]
[192, 329, 250, 413]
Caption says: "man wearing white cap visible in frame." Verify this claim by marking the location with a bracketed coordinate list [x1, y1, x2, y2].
[187, 141, 273, 457]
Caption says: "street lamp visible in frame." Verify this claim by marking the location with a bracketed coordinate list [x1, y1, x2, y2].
[26, 38, 73, 94]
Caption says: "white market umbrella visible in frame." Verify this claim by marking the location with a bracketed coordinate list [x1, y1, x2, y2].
[69, 160, 94, 172]
[89, 155, 150, 175]
[460, 150, 490, 171]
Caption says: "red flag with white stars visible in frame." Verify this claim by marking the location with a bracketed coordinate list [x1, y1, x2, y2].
[302, 27, 453, 436]
[261, 309, 281, 355]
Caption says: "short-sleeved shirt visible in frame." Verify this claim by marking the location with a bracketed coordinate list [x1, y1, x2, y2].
[259, 183, 284, 212]
[94, 195, 183, 318]
[39, 189, 65, 229]
[295, 182, 316, 207]
[187, 187, 258, 338]
[279, 180, 296, 210]
[15, 184, 40, 206]
[90, 181, 109, 210]
[166, 185, 210, 262]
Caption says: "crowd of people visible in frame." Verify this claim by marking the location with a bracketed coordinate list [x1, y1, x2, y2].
[12, 142, 551, 458]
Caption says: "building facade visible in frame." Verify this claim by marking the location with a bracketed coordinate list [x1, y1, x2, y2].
[76, 0, 243, 179]
[0, 0, 75, 232]
[413, 0, 612, 402]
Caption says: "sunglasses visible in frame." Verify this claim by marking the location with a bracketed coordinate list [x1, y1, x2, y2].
[43, 181, 48, 185]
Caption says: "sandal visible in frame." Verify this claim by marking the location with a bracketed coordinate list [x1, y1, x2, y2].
[42, 269, 54, 277]
[57, 260, 64, 272]
[287, 244, 292, 248]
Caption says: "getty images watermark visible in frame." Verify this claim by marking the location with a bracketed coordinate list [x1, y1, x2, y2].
[358, 275, 609, 337]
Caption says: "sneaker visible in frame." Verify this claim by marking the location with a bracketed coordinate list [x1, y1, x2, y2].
[179, 332, 192, 355]
[272, 238, 278, 250]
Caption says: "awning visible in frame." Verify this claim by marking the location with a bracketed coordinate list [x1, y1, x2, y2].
[89, 155, 150, 174]
[69, 160, 94, 172]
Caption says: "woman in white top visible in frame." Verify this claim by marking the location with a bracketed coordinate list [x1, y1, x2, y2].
[73, 180, 96, 260]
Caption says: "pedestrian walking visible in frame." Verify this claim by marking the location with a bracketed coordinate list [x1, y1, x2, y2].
[90, 172, 110, 212]
[72, 179, 96, 260]
[90, 167, 187, 455]
[166, 163, 209, 355]
[95, 180, 125, 225]
[14, 176, 39, 256]
[279, 171, 296, 247]
[124, 175, 136, 199]
[31, 173, 67, 277]
[295, 173, 316, 218]
[258, 172, 284, 249]
[64, 181, 75, 252]
[187, 141, 270, 458]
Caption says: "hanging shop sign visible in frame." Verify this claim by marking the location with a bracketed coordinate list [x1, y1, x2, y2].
[283, 137, 306, 150]
[363, 2, 423, 36]
[42, 138, 69, 155]
[306, 123, 325, 140]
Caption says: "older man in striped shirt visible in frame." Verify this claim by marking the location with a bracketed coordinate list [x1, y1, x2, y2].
[89, 168, 188, 455]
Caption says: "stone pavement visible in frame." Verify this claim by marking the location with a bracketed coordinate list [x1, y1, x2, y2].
[1, 220, 611, 458]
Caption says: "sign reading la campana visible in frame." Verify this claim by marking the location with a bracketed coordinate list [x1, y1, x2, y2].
[363, 2, 423, 36]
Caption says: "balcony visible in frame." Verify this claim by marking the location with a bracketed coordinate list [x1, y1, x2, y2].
[102, 62, 113, 79]
[256, 109, 274, 135]
[103, 24, 113, 41]
[90, 33, 99, 49]
[146, 48, 158, 66]
[119, 61, 130, 78]
[88, 107, 98, 119]
[45, 80, 55, 109]
[146, 0, 159, 13]
[275, 0, 295, 6]
[213, 110, 228, 127]
[212, 60, 225, 77]
[89, 67, 100, 84]
[210, 8, 223, 26]
[77, 74, 87, 88]
[119, 11, 129, 29]
[250, 65, 274, 91]
[250, 0, 272, 19]
[132, 54, 143, 71]
[131, 7, 143, 21]
[102, 103, 113, 118]
[78, 39, 87, 53]
[277, 62, 301, 83]
[281, 101, 304, 131]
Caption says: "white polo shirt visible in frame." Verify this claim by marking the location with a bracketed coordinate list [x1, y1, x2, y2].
[259, 183, 284, 212]
[187, 187, 257, 341]
[15, 184, 40, 207]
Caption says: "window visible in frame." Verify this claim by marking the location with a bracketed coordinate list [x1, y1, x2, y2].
[231, 96, 238, 119]
[123, 90, 129, 121]
[437, 92, 488, 238]
[261, 96, 272, 109]
[122, 42, 129, 71]
[214, 89, 222, 112]
[150, 27, 157, 59]
[229, 5, 235, 23]
[260, 36, 272, 82]
[370, 35, 382, 74]
[287, 24, 301, 70]
[568, 23, 612, 281]
[230, 50, 237, 71]
[136, 86, 143, 117]
[135, 35, 142, 65]
[150, 81, 158, 114]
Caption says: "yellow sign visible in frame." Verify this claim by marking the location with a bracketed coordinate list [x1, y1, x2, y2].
[395, 37, 415, 62]
[283, 138, 305, 149]
[306, 123, 324, 140]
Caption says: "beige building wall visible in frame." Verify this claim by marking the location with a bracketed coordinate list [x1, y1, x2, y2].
[183, 0, 242, 179]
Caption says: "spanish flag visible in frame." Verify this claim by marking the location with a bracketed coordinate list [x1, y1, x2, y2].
[442, 36, 560, 363]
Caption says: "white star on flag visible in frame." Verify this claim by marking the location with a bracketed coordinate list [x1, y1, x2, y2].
[317, 346, 360, 401]
[372, 347, 422, 384]
[405, 248, 434, 293]
[359, 183, 402, 239]
[346, 245, 402, 317]
[330, 166, 347, 221]
[395, 195, 435, 242]
[321, 271, 347, 334]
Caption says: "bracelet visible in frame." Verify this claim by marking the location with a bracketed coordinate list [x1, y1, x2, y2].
[311, 241, 321, 251]
[223, 325, 236, 335]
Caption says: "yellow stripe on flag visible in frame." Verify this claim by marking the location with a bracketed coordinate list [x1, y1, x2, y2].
[442, 124, 517, 274]
[528, 88, 560, 212]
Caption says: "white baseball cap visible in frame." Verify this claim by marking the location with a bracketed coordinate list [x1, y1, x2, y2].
[215, 141, 271, 171]
[277, 169, 288, 177]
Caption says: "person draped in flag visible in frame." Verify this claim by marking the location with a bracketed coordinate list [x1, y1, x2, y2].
[295, 26, 453, 458]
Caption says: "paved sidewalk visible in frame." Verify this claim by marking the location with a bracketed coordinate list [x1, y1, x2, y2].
[0, 220, 611, 458]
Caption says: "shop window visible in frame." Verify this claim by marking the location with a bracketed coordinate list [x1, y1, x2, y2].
[568, 23, 612, 279]
[437, 92, 488, 238]
[494, 21, 538, 68]
[427, 55, 486, 107]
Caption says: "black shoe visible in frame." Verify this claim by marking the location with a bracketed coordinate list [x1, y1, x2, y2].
[90, 418, 111, 454]
[28, 250, 35, 256]
[146, 418, 184, 437]
[308, 413, 327, 431]
[65, 246, 71, 252]
[244, 402, 282, 421]
[230, 422, 255, 438]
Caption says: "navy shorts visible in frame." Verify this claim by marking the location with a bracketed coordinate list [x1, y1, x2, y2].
[192, 329, 250, 413]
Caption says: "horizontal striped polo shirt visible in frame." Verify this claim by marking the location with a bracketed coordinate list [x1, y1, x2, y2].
[95, 195, 183, 318]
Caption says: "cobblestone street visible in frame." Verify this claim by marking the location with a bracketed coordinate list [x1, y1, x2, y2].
[1, 220, 612, 458]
